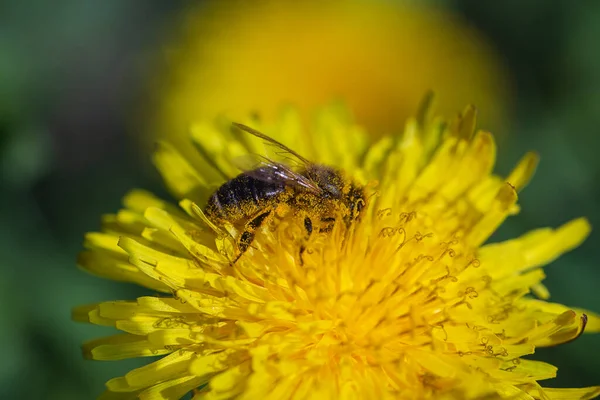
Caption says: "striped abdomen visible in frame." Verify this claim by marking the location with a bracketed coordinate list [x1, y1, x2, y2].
[205, 172, 285, 222]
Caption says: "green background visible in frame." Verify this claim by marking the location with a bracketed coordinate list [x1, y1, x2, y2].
[1, 1, 598, 398]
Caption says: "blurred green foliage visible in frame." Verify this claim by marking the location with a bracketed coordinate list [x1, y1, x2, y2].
[0, 0, 598, 398]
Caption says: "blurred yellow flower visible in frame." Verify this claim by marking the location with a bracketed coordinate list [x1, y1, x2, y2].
[151, 0, 510, 149]
[76, 100, 599, 399]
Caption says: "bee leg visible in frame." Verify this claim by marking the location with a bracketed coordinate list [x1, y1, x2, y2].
[299, 216, 313, 266]
[304, 216, 313, 236]
[233, 210, 272, 263]
[319, 217, 336, 233]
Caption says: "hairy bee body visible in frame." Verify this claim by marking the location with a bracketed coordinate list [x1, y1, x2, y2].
[205, 168, 287, 222]
[204, 124, 366, 261]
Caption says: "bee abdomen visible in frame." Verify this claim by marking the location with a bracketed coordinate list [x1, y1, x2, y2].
[205, 173, 284, 221]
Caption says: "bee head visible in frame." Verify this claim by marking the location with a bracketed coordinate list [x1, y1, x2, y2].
[304, 164, 365, 222]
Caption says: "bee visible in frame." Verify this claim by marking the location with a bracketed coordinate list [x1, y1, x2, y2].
[204, 123, 366, 262]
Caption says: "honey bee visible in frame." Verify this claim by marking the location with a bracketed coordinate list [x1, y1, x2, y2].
[205, 123, 366, 262]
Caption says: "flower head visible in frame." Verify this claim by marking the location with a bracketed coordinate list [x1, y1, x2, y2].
[152, 0, 509, 150]
[75, 100, 599, 399]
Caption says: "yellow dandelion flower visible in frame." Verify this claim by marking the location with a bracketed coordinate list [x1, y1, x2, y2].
[75, 99, 600, 399]
[151, 0, 510, 151]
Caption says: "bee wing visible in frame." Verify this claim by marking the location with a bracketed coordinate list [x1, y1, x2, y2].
[232, 154, 321, 193]
[232, 123, 311, 167]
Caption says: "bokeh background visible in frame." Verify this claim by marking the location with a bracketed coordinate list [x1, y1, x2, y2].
[1, 1, 599, 398]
